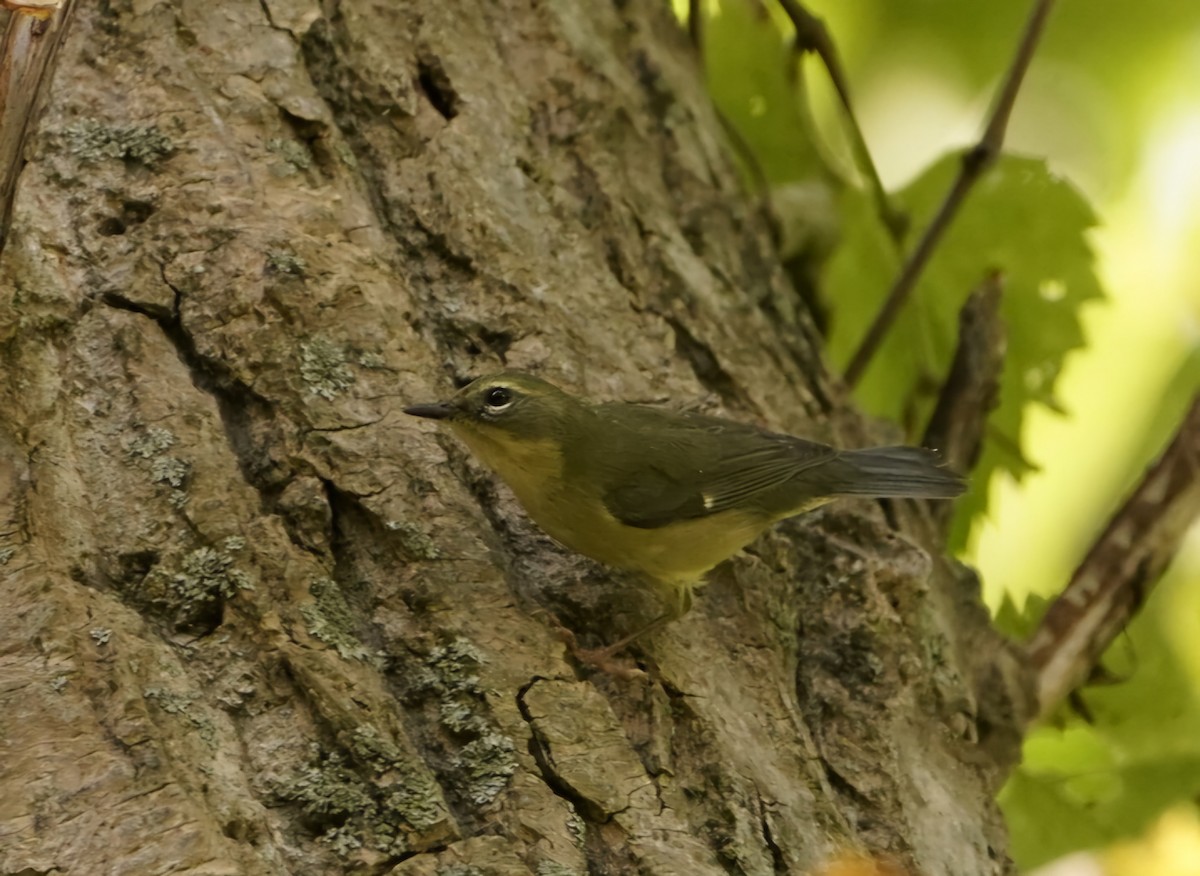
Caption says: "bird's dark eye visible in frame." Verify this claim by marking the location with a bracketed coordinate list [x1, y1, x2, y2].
[483, 386, 513, 410]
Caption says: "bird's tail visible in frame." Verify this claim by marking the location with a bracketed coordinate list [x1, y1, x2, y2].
[826, 446, 965, 499]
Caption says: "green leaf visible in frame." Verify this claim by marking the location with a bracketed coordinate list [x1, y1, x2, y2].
[700, 0, 831, 185]
[824, 154, 1104, 547]
[1002, 768, 1112, 867]
[991, 590, 1051, 640]
[1022, 723, 1121, 805]
[1001, 557, 1200, 868]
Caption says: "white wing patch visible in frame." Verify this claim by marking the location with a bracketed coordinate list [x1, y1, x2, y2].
[702, 492, 717, 511]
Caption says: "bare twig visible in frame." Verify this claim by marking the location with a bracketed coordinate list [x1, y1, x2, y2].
[716, 108, 774, 200]
[844, 0, 1058, 388]
[687, 0, 703, 54]
[776, 0, 905, 244]
[1026, 395, 1200, 721]
[0, 0, 74, 249]
[685, 0, 774, 222]
[921, 272, 1006, 530]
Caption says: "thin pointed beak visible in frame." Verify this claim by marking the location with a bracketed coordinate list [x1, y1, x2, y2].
[404, 402, 456, 420]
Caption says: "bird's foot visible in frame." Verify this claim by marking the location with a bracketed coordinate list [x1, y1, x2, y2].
[540, 612, 676, 679]
[540, 620, 643, 679]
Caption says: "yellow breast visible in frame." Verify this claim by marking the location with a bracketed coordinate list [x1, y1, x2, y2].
[449, 421, 768, 596]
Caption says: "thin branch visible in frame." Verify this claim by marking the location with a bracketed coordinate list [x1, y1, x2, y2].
[714, 107, 773, 199]
[1026, 395, 1200, 721]
[776, 0, 905, 244]
[687, 0, 703, 55]
[844, 0, 1058, 388]
[686, 0, 774, 224]
[0, 0, 74, 249]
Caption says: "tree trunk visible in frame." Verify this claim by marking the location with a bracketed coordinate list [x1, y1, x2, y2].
[0, 1, 1032, 874]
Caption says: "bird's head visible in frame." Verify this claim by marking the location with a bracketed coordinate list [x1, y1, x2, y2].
[404, 371, 583, 475]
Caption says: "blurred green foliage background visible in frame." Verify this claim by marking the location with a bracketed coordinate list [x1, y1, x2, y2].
[678, 1, 1200, 873]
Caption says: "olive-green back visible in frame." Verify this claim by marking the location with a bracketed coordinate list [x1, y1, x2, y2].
[567, 403, 840, 528]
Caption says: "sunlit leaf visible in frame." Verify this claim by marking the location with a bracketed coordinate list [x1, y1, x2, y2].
[700, 0, 831, 185]
[1001, 557, 1200, 867]
[1002, 769, 1111, 867]
[991, 590, 1050, 640]
[824, 154, 1104, 548]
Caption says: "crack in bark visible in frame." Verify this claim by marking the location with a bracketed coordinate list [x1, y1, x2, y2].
[415, 54, 459, 121]
[293, 11, 478, 287]
[295, 17, 395, 227]
[100, 285, 276, 474]
[650, 679, 793, 876]
[255, 0, 282, 32]
[664, 315, 755, 413]
[515, 677, 613, 825]
[756, 788, 788, 876]
[514, 677, 655, 876]
[97, 282, 332, 566]
[290, 5, 545, 380]
[300, 416, 386, 435]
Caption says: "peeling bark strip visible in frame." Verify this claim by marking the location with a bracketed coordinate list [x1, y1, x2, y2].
[922, 273, 1006, 479]
[1028, 395, 1200, 719]
[0, 1, 1024, 874]
[1, 0, 61, 17]
[0, 0, 73, 245]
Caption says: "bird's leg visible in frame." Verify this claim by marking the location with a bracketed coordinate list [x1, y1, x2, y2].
[551, 580, 696, 675]
[562, 612, 674, 675]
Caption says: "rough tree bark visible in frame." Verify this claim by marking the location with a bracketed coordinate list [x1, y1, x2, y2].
[0, 2, 1033, 874]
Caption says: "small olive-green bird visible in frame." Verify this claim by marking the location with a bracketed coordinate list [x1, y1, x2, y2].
[405, 371, 964, 615]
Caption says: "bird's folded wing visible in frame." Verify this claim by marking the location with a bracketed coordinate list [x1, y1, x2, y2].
[603, 439, 837, 529]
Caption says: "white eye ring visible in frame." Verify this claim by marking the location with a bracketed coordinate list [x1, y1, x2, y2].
[483, 386, 514, 413]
